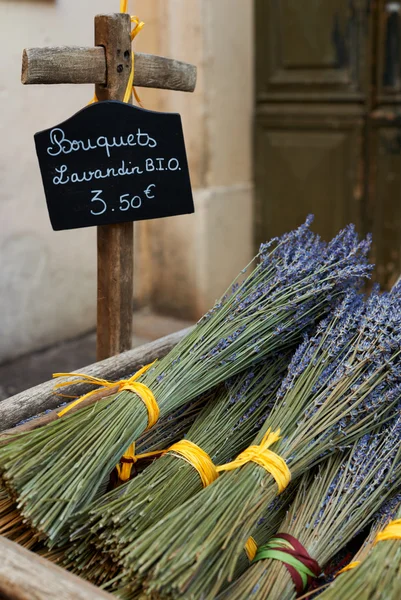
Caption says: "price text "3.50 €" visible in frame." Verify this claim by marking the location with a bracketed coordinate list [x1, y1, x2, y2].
[89, 184, 156, 215]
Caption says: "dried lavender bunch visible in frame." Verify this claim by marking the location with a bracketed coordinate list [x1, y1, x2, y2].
[221, 412, 401, 600]
[120, 288, 401, 599]
[312, 492, 401, 596]
[63, 356, 291, 588]
[0, 218, 371, 547]
[317, 493, 401, 600]
[0, 394, 207, 551]
[113, 491, 297, 600]
[224, 484, 298, 589]
[298, 492, 401, 596]
[348, 492, 401, 566]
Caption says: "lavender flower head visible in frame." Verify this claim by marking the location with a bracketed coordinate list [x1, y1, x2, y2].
[193, 216, 372, 372]
[314, 409, 401, 534]
[371, 491, 401, 529]
[270, 285, 401, 468]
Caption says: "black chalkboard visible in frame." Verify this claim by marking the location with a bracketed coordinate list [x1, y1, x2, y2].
[34, 101, 194, 231]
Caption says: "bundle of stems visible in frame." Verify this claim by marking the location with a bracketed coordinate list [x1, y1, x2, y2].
[0, 394, 207, 551]
[0, 487, 41, 550]
[118, 287, 401, 599]
[225, 483, 298, 588]
[0, 218, 371, 548]
[317, 493, 401, 599]
[296, 492, 401, 594]
[63, 355, 291, 588]
[220, 411, 401, 600]
[338, 492, 401, 568]
[113, 490, 297, 600]
[313, 491, 401, 593]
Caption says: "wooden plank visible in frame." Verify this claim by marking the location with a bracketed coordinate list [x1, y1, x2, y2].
[0, 535, 113, 600]
[132, 52, 197, 93]
[95, 14, 133, 361]
[22, 47, 197, 92]
[0, 327, 192, 432]
[22, 46, 106, 85]
[0, 386, 118, 443]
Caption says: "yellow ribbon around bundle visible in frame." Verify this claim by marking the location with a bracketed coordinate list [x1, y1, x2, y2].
[54, 362, 159, 482]
[54, 361, 159, 428]
[166, 440, 219, 488]
[116, 442, 164, 482]
[216, 428, 291, 494]
[118, 439, 219, 485]
[336, 561, 360, 576]
[374, 519, 401, 544]
[245, 536, 258, 562]
[89, 1, 145, 105]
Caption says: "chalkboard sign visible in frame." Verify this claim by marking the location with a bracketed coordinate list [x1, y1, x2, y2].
[34, 101, 194, 231]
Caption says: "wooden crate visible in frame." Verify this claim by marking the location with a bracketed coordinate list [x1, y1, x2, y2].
[0, 328, 189, 599]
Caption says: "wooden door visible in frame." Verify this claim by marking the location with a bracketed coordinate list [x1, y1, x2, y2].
[255, 0, 401, 288]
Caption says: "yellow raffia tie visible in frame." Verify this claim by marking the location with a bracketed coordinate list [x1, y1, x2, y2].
[118, 429, 288, 489]
[216, 428, 291, 494]
[54, 362, 159, 483]
[245, 536, 258, 562]
[166, 440, 219, 488]
[118, 439, 219, 485]
[374, 519, 401, 544]
[54, 361, 158, 428]
[116, 442, 164, 482]
[89, 2, 144, 106]
[336, 561, 360, 576]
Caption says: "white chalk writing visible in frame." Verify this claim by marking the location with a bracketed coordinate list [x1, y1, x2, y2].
[52, 159, 181, 185]
[47, 127, 157, 158]
[89, 187, 156, 216]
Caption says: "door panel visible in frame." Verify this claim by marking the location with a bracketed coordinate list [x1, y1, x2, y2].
[255, 0, 401, 288]
[377, 0, 401, 103]
[256, 0, 369, 102]
[368, 115, 401, 286]
[255, 106, 364, 244]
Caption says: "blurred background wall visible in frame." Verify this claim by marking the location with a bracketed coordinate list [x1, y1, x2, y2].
[0, 0, 254, 363]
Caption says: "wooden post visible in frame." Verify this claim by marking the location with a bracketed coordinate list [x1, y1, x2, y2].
[94, 14, 133, 360]
[21, 14, 196, 361]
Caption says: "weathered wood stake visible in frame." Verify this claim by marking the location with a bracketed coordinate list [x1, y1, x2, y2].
[95, 14, 133, 360]
[22, 48, 196, 91]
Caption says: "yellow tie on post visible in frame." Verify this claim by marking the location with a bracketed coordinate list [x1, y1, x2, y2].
[89, 1, 145, 106]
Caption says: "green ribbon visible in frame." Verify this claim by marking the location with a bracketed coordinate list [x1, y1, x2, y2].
[253, 537, 317, 591]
